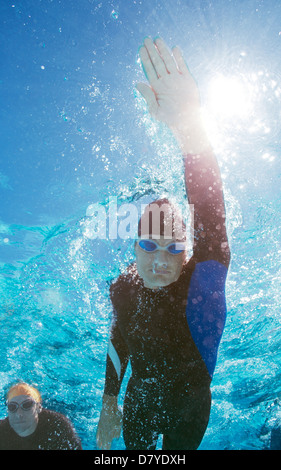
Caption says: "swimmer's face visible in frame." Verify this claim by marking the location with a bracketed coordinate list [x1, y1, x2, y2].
[7, 394, 41, 437]
[135, 236, 187, 289]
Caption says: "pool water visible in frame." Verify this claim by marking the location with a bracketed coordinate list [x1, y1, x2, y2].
[1, 0, 281, 450]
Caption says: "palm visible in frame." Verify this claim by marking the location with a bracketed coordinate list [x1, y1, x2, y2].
[137, 38, 200, 130]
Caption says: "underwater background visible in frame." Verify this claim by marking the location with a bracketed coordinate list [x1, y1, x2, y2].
[1, 0, 281, 449]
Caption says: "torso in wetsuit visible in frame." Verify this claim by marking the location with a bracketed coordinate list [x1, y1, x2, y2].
[105, 254, 228, 394]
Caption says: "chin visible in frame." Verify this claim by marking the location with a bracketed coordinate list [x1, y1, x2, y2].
[12, 425, 27, 435]
[145, 274, 176, 288]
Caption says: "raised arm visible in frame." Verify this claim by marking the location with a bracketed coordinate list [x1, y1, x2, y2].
[137, 37, 230, 267]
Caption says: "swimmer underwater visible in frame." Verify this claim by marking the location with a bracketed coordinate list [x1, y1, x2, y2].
[96, 37, 231, 450]
[0, 382, 82, 450]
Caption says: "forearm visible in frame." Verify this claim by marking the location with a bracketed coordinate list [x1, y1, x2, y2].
[181, 135, 230, 266]
[104, 326, 129, 397]
[102, 394, 119, 412]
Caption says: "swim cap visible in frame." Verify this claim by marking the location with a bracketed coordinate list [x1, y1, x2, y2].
[7, 383, 42, 403]
[138, 198, 186, 240]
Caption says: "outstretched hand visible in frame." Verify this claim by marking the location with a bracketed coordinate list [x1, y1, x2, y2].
[137, 37, 201, 134]
[136, 37, 210, 154]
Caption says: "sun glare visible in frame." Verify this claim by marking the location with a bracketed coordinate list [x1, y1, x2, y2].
[207, 74, 253, 120]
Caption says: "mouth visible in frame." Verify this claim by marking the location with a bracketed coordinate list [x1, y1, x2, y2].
[151, 268, 171, 275]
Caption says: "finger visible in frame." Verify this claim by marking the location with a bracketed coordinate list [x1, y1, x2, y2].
[97, 436, 111, 450]
[96, 431, 103, 449]
[96, 428, 108, 450]
[154, 37, 177, 74]
[143, 37, 167, 78]
[172, 46, 190, 76]
[139, 45, 158, 85]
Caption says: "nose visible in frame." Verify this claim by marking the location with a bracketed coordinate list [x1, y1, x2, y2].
[153, 249, 169, 268]
[15, 408, 24, 419]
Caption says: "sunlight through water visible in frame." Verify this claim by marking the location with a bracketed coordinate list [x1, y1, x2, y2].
[207, 74, 254, 119]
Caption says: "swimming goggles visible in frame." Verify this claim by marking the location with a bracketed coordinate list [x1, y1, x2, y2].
[137, 239, 186, 255]
[7, 398, 36, 413]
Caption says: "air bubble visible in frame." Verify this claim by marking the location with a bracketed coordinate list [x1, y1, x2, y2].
[111, 9, 119, 20]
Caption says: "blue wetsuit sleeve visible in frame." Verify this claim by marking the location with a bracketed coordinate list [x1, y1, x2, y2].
[185, 260, 228, 378]
[183, 150, 230, 377]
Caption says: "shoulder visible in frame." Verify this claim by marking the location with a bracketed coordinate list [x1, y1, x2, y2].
[0, 418, 12, 448]
[39, 409, 82, 449]
[0, 417, 9, 431]
[40, 409, 73, 429]
[190, 259, 228, 290]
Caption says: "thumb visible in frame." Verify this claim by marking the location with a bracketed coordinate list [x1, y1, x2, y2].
[136, 83, 158, 117]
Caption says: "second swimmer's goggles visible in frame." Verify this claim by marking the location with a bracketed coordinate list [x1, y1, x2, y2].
[137, 239, 186, 255]
[7, 398, 36, 413]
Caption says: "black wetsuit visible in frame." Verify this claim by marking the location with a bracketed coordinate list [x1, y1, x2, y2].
[0, 408, 82, 450]
[270, 425, 281, 450]
[104, 150, 231, 450]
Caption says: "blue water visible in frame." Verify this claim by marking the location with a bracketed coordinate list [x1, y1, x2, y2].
[1, 0, 281, 450]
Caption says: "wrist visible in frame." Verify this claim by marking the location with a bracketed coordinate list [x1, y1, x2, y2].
[171, 111, 211, 154]
[173, 126, 211, 154]
[102, 394, 118, 412]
